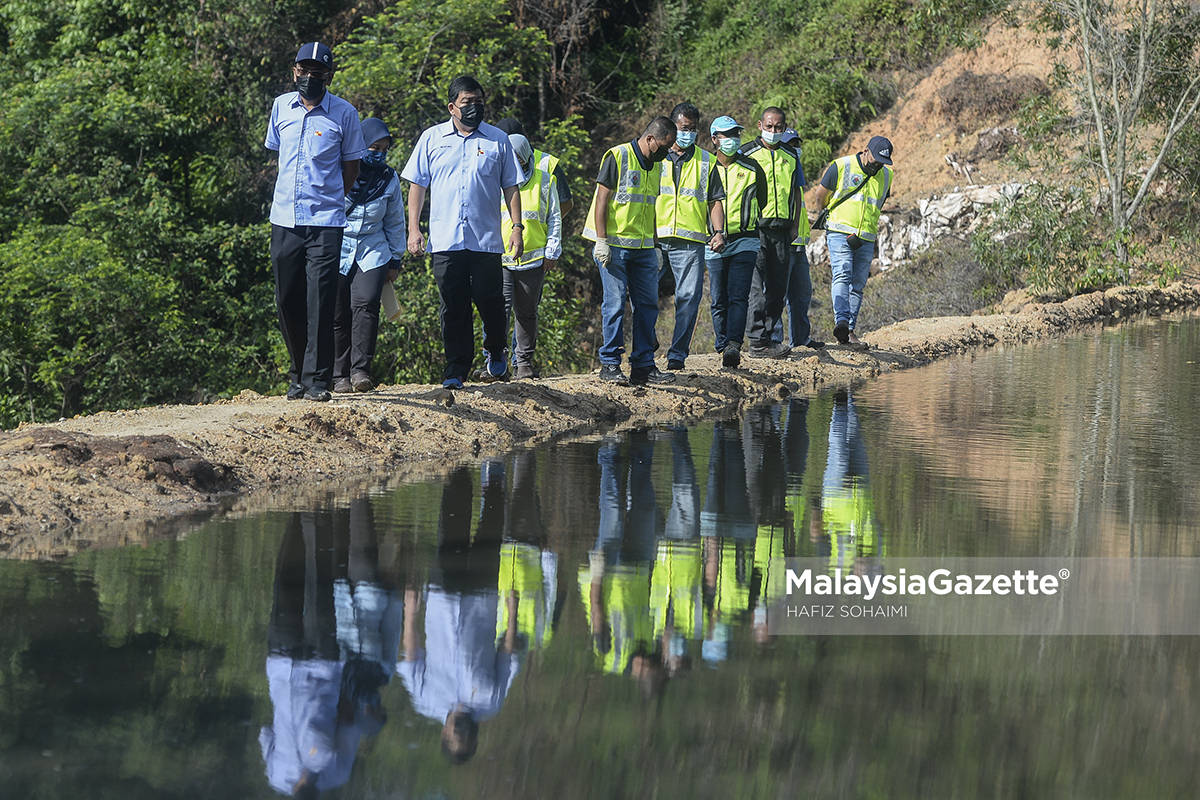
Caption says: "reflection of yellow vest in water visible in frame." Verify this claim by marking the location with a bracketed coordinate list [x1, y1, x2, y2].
[650, 540, 704, 640]
[823, 482, 879, 573]
[578, 563, 653, 674]
[582, 143, 660, 249]
[707, 539, 752, 635]
[497, 542, 552, 650]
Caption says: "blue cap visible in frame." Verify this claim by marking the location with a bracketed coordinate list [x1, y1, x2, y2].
[781, 128, 801, 145]
[709, 115, 743, 136]
[295, 42, 333, 69]
[360, 118, 391, 149]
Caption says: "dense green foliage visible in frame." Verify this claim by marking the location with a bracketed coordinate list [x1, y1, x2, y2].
[0, 0, 996, 427]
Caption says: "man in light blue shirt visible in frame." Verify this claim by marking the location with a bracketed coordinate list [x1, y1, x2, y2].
[401, 76, 524, 390]
[265, 42, 366, 401]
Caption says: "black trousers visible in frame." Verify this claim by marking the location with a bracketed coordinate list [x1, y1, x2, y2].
[432, 250, 507, 381]
[271, 225, 343, 390]
[334, 262, 389, 380]
[746, 227, 792, 347]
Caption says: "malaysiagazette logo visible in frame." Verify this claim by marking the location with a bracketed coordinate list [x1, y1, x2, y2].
[786, 567, 1063, 600]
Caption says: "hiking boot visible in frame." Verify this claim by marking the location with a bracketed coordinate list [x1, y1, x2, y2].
[630, 366, 676, 386]
[515, 365, 536, 380]
[598, 365, 628, 385]
[747, 342, 792, 359]
[332, 377, 354, 394]
[722, 344, 741, 368]
[666, 358, 685, 371]
[351, 372, 374, 392]
[833, 321, 850, 344]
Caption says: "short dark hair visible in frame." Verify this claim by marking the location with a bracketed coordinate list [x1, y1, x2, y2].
[670, 102, 700, 125]
[762, 106, 786, 123]
[494, 118, 526, 136]
[643, 116, 676, 141]
[447, 76, 485, 104]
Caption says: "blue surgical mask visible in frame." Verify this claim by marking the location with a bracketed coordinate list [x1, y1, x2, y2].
[718, 137, 740, 155]
[761, 129, 783, 145]
[675, 130, 697, 149]
[362, 150, 388, 168]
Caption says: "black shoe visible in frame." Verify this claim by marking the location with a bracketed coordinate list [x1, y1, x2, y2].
[630, 366, 676, 386]
[666, 359, 685, 371]
[304, 387, 332, 402]
[599, 364, 628, 385]
[351, 372, 374, 392]
[747, 342, 792, 359]
[833, 321, 850, 344]
[286, 382, 305, 401]
[803, 338, 826, 349]
[722, 344, 741, 368]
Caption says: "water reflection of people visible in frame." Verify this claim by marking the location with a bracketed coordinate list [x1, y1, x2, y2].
[579, 433, 665, 694]
[650, 427, 702, 674]
[260, 501, 400, 797]
[397, 464, 520, 765]
[700, 419, 757, 666]
[496, 450, 558, 652]
[821, 390, 882, 573]
[752, 398, 809, 642]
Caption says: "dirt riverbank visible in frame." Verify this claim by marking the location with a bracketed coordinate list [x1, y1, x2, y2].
[2, 281, 1198, 559]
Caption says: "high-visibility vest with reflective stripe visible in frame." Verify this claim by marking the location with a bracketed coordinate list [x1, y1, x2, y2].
[582, 143, 660, 249]
[791, 188, 812, 246]
[501, 165, 554, 268]
[714, 155, 762, 238]
[650, 540, 704, 640]
[744, 141, 800, 223]
[496, 542, 553, 649]
[534, 148, 558, 176]
[826, 155, 892, 242]
[655, 147, 712, 242]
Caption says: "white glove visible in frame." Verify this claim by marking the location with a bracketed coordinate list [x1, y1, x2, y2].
[593, 239, 611, 267]
[656, 247, 664, 269]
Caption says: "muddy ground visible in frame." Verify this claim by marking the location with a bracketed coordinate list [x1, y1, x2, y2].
[2, 282, 1198, 559]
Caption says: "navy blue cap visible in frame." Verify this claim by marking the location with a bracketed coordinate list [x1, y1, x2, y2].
[295, 42, 333, 69]
[868, 135, 894, 165]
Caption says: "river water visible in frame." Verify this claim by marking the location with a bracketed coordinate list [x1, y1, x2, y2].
[2, 315, 1198, 798]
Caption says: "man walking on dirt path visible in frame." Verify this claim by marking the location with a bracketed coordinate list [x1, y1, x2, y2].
[265, 42, 366, 402]
[583, 117, 678, 387]
[655, 102, 726, 372]
[740, 107, 820, 359]
[401, 76, 525, 391]
[808, 136, 894, 350]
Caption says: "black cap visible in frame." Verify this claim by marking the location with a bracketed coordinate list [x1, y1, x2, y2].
[867, 135, 893, 165]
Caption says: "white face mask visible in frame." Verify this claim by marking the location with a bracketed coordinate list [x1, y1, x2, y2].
[761, 129, 783, 145]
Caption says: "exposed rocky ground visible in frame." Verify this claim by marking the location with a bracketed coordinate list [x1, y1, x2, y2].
[3, 282, 1198, 559]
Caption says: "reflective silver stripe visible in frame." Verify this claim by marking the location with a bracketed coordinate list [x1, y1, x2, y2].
[659, 183, 676, 195]
[826, 223, 877, 242]
[678, 187, 704, 200]
[613, 192, 657, 205]
[521, 209, 541, 220]
[609, 234, 655, 248]
[537, 151, 552, 172]
[658, 226, 708, 240]
[505, 245, 548, 267]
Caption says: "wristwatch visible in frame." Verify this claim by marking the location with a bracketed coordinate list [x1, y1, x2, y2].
[512, 223, 525, 229]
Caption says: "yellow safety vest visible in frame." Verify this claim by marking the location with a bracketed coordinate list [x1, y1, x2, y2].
[650, 540, 705, 640]
[791, 187, 812, 246]
[743, 140, 800, 224]
[656, 147, 712, 242]
[713, 155, 761, 238]
[534, 148, 558, 176]
[582, 142, 660, 249]
[501, 164, 554, 268]
[826, 155, 892, 241]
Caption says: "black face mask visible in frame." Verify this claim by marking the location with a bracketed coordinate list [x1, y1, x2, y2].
[457, 103, 485, 129]
[863, 161, 883, 176]
[650, 146, 670, 163]
[296, 75, 326, 102]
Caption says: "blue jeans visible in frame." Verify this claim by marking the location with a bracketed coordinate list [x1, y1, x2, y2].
[708, 247, 757, 351]
[597, 246, 659, 368]
[771, 246, 814, 345]
[828, 232, 873, 331]
[659, 240, 706, 363]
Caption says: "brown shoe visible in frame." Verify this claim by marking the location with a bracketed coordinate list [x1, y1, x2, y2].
[351, 372, 374, 392]
[332, 377, 353, 394]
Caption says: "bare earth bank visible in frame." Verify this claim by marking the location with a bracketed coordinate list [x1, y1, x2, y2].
[2, 282, 1197, 559]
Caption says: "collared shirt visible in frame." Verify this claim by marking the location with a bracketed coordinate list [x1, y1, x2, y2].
[265, 91, 367, 229]
[340, 170, 407, 274]
[395, 588, 521, 723]
[400, 120, 522, 254]
[595, 139, 656, 188]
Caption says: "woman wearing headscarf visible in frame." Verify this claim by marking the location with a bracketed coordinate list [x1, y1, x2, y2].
[334, 117, 406, 393]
